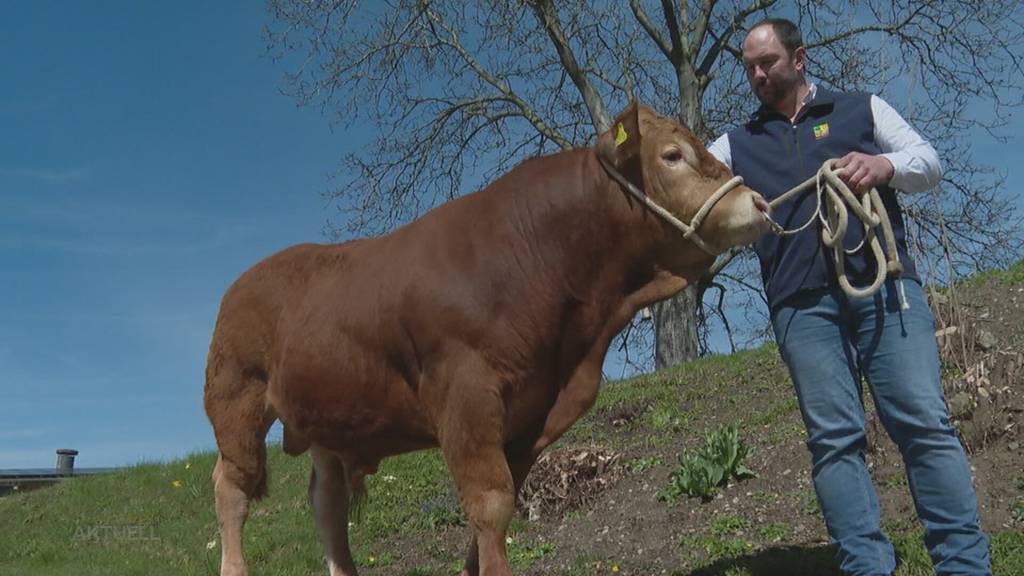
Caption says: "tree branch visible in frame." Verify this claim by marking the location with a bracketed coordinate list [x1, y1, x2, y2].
[421, 7, 573, 149]
[698, 0, 777, 76]
[529, 0, 613, 132]
[688, 0, 715, 59]
[629, 0, 673, 62]
[659, 0, 686, 61]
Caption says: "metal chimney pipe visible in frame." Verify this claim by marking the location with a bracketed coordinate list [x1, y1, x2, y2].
[56, 449, 79, 476]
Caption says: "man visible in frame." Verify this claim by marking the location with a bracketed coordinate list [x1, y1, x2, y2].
[707, 18, 991, 576]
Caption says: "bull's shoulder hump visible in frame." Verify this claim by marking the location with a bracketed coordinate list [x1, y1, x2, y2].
[498, 148, 592, 184]
[244, 242, 328, 274]
[226, 242, 360, 295]
[257, 241, 370, 269]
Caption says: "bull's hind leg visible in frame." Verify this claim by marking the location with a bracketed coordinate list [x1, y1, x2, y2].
[308, 446, 359, 576]
[205, 361, 275, 576]
[212, 456, 257, 576]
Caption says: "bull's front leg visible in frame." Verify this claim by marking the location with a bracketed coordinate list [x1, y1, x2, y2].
[529, 290, 669, 453]
[458, 358, 602, 575]
[531, 358, 602, 455]
[460, 427, 544, 576]
[437, 371, 516, 576]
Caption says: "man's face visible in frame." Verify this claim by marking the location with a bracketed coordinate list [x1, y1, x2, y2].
[742, 25, 804, 109]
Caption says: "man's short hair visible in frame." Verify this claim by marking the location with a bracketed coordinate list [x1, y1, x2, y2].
[750, 17, 804, 56]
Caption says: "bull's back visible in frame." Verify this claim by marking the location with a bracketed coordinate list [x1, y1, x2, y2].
[206, 242, 358, 389]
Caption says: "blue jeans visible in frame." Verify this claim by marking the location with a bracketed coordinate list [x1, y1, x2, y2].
[771, 279, 990, 576]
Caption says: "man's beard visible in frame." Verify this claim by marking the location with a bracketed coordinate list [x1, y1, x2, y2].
[755, 73, 799, 108]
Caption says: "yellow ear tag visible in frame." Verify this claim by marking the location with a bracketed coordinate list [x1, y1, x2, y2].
[614, 123, 628, 147]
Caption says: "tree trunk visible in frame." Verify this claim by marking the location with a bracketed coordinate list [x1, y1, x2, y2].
[653, 284, 700, 369]
[652, 72, 706, 369]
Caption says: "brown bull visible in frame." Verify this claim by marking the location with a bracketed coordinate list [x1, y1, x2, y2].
[204, 102, 771, 576]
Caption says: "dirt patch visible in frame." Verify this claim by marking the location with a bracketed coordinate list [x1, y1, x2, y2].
[596, 399, 653, 429]
[926, 280, 1024, 530]
[931, 284, 1024, 439]
[518, 447, 622, 521]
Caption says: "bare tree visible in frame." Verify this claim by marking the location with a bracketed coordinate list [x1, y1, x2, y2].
[266, 0, 1024, 370]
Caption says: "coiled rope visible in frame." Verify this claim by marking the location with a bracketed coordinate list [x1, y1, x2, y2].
[764, 158, 909, 309]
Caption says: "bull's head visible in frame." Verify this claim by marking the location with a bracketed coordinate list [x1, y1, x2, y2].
[596, 102, 771, 255]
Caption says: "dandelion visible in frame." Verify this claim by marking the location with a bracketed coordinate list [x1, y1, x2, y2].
[185, 462, 192, 470]
[368, 556, 376, 564]
[611, 565, 620, 573]
[206, 539, 217, 550]
[505, 536, 513, 545]
[171, 480, 183, 488]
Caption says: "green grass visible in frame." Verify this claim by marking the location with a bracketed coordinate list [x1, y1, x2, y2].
[744, 396, 799, 428]
[0, 447, 454, 576]
[623, 456, 663, 474]
[569, 345, 788, 450]
[0, 450, 226, 576]
[888, 527, 1024, 576]
[710, 516, 752, 537]
[958, 259, 1024, 289]
[682, 533, 755, 562]
[756, 523, 789, 542]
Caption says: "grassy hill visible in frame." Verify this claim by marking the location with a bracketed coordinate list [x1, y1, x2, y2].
[3, 263, 1023, 575]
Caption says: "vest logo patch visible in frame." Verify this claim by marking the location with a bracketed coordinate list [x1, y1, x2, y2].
[813, 122, 830, 139]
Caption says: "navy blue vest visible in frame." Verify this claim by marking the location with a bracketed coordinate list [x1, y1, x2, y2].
[728, 88, 919, 309]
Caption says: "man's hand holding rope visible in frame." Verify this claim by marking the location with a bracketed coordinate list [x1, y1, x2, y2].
[834, 152, 895, 196]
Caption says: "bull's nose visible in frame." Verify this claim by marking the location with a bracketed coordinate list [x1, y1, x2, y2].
[752, 194, 770, 215]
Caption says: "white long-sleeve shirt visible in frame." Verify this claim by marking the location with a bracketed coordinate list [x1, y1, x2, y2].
[707, 84, 943, 193]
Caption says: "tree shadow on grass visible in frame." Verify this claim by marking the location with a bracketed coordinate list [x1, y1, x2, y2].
[682, 544, 841, 576]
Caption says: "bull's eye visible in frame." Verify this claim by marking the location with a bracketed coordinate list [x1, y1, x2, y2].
[661, 149, 685, 164]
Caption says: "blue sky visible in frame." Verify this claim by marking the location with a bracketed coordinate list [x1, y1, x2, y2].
[1, 3, 349, 469]
[2, 3, 1021, 470]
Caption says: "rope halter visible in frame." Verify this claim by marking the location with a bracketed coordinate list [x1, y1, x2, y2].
[597, 153, 747, 255]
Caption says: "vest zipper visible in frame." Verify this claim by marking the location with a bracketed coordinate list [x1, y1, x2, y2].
[793, 122, 803, 174]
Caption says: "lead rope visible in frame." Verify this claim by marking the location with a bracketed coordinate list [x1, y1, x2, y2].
[765, 159, 910, 310]
[598, 151, 909, 309]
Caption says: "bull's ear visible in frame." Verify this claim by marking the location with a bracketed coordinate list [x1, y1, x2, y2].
[596, 101, 642, 171]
